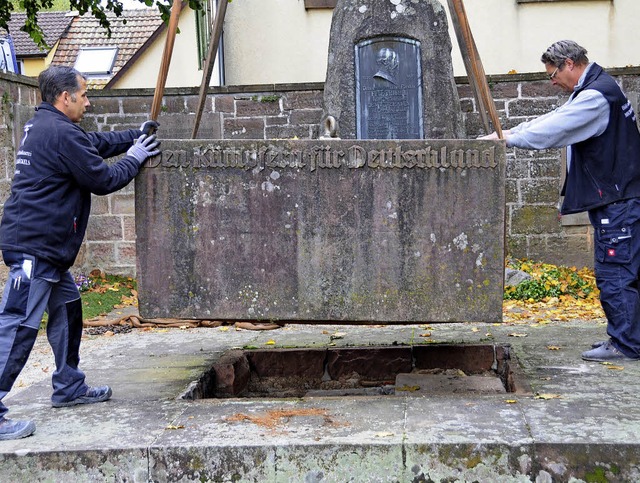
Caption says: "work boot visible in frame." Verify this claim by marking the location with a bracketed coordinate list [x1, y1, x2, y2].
[582, 340, 640, 362]
[52, 385, 112, 408]
[0, 418, 36, 440]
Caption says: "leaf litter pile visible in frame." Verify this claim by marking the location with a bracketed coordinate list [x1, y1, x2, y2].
[503, 258, 604, 324]
[225, 408, 347, 431]
[79, 258, 606, 335]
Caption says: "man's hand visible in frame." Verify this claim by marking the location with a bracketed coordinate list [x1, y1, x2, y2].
[140, 120, 160, 136]
[478, 129, 511, 141]
[478, 131, 500, 140]
[127, 134, 161, 165]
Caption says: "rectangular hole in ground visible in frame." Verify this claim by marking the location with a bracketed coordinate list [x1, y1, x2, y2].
[181, 344, 531, 400]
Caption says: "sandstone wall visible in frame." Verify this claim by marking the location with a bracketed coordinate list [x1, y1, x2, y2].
[4, 68, 640, 276]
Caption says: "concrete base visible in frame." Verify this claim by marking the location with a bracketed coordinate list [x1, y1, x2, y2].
[0, 319, 638, 482]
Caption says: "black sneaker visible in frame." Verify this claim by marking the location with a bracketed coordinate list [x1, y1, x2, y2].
[52, 385, 112, 408]
[0, 418, 36, 440]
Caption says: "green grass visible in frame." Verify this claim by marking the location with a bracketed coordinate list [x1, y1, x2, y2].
[78, 273, 137, 320]
[504, 257, 598, 302]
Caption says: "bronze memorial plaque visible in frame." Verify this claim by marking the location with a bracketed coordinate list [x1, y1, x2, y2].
[355, 37, 424, 139]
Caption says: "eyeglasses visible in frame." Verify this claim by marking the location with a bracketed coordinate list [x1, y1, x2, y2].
[549, 62, 564, 80]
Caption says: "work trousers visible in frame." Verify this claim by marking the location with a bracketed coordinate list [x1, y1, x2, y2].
[0, 252, 88, 418]
[589, 198, 640, 358]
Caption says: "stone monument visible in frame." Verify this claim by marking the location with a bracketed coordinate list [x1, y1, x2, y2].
[322, 0, 464, 139]
[135, 0, 506, 324]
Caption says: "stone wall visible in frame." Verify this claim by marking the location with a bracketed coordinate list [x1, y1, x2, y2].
[3, 68, 640, 276]
[0, 73, 40, 282]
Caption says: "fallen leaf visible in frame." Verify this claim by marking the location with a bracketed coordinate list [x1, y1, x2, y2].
[508, 333, 528, 338]
[604, 364, 625, 370]
[471, 327, 479, 333]
[165, 425, 185, 430]
[505, 399, 518, 404]
[104, 330, 114, 337]
[396, 385, 420, 392]
[218, 326, 230, 332]
[265, 340, 276, 345]
[535, 393, 562, 400]
[330, 332, 346, 340]
[419, 332, 432, 338]
[375, 432, 394, 438]
[546, 346, 561, 351]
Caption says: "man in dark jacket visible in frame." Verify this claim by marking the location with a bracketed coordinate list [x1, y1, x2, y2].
[0, 65, 161, 440]
[482, 40, 640, 363]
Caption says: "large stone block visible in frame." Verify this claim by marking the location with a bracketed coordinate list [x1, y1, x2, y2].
[136, 139, 505, 323]
[246, 349, 326, 378]
[327, 347, 412, 380]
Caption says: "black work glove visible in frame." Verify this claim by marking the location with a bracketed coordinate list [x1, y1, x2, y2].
[127, 134, 161, 166]
[140, 120, 160, 136]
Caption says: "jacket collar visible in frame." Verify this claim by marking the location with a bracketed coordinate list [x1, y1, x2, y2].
[35, 102, 73, 124]
[574, 62, 603, 95]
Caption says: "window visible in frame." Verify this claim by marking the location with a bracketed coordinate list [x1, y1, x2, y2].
[0, 36, 19, 74]
[195, 0, 224, 85]
[74, 47, 118, 76]
[195, 0, 215, 69]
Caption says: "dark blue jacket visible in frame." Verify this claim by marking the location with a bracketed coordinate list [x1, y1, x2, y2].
[0, 102, 143, 269]
[561, 64, 640, 214]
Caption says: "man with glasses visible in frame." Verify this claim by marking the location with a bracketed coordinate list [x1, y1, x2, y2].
[482, 40, 640, 363]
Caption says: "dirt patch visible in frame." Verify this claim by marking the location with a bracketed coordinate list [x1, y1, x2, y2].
[225, 408, 346, 429]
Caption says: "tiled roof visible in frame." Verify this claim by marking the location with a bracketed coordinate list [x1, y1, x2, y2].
[51, 9, 164, 89]
[1, 11, 76, 57]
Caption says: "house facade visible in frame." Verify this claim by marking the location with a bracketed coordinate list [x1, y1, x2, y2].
[4, 1, 638, 88]
[144, 0, 639, 87]
[1, 11, 75, 76]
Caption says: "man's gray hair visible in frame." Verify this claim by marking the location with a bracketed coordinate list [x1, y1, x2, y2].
[38, 66, 87, 103]
[541, 40, 589, 67]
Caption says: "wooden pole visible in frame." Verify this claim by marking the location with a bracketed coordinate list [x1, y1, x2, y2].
[149, 0, 183, 123]
[191, 0, 228, 139]
[447, 0, 502, 139]
[447, 0, 489, 134]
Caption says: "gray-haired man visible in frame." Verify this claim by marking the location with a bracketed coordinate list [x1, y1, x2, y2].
[482, 40, 640, 363]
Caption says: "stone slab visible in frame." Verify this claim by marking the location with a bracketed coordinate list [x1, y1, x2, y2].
[1, 320, 640, 481]
[135, 139, 506, 322]
[395, 372, 506, 395]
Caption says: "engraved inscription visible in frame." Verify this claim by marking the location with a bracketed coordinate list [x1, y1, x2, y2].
[148, 145, 498, 171]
